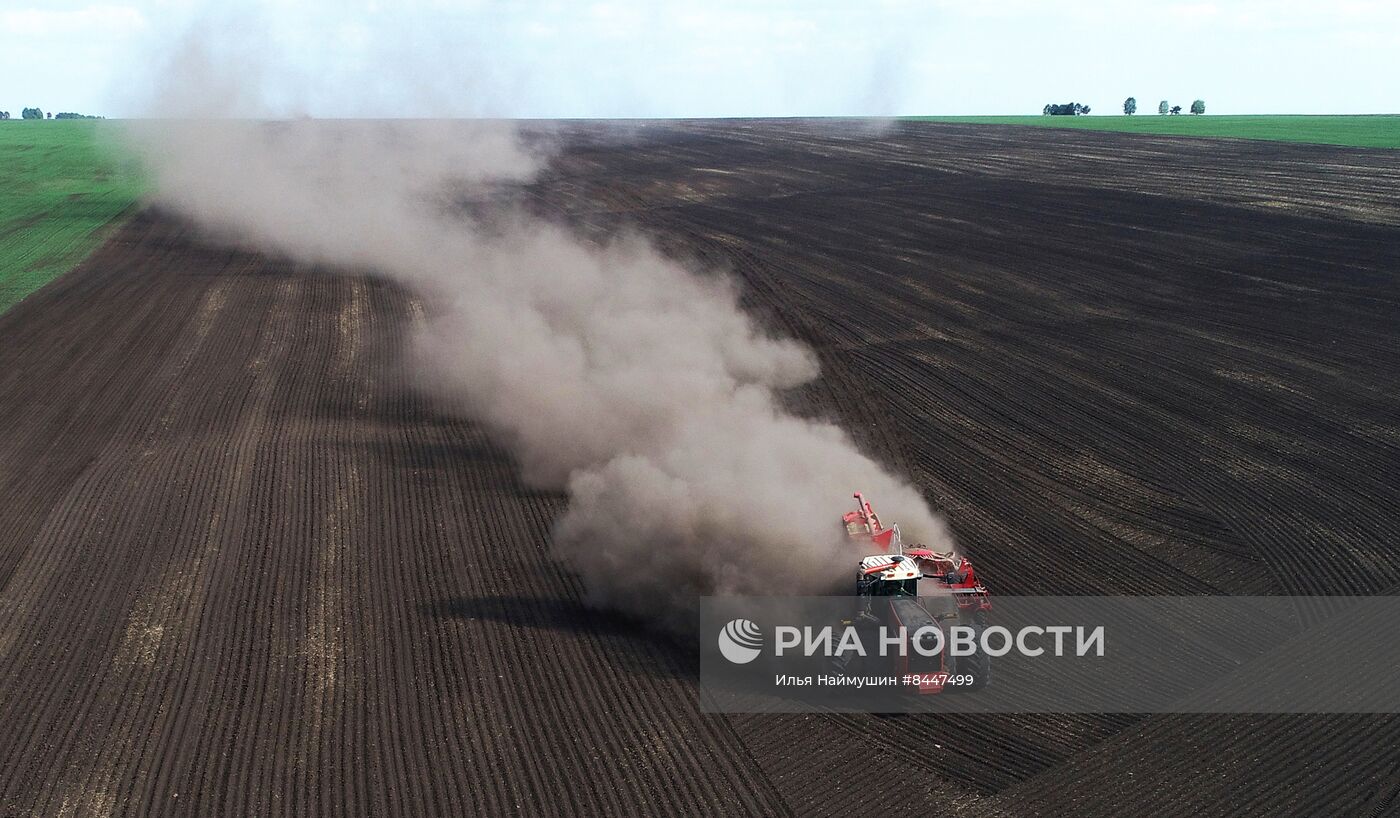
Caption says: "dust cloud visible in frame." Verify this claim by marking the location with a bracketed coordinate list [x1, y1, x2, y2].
[117, 29, 953, 632]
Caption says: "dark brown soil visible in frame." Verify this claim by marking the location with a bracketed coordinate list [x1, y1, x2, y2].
[1, 120, 1397, 816]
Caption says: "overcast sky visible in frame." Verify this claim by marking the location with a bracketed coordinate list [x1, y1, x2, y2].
[2, 0, 1397, 118]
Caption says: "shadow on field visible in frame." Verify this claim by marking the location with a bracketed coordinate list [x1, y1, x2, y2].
[424, 594, 695, 681]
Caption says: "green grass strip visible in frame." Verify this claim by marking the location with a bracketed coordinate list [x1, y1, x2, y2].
[0, 120, 145, 315]
[905, 115, 1400, 150]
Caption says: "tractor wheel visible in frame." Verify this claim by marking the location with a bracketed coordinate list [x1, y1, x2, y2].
[958, 608, 991, 690]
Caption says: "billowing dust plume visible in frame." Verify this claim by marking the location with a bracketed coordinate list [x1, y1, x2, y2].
[118, 59, 953, 635]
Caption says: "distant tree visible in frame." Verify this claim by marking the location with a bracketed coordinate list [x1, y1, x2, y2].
[1124, 97, 1137, 115]
[0, 111, 8, 120]
[1043, 104, 1053, 115]
[45, 112, 52, 119]
[54, 112, 102, 119]
[1043, 102, 1091, 116]
[1080, 104, 1091, 115]
[1158, 100, 1169, 115]
[1170, 105, 1183, 115]
[1190, 99, 1205, 115]
[21, 107, 43, 120]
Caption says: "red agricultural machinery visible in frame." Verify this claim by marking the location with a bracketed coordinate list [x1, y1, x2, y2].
[840, 492, 991, 693]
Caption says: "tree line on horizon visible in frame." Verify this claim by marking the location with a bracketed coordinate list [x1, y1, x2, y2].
[1043, 98, 1205, 116]
[1126, 97, 1205, 115]
[1042, 102, 1091, 116]
[1, 108, 103, 120]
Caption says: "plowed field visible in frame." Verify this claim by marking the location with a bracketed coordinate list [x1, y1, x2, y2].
[1, 120, 1397, 816]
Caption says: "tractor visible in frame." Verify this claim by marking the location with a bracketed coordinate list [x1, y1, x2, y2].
[839, 492, 991, 693]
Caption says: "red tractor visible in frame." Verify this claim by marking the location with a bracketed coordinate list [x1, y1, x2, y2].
[841, 492, 991, 693]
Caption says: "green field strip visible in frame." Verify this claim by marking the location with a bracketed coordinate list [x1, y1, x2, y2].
[905, 115, 1400, 149]
[0, 120, 144, 315]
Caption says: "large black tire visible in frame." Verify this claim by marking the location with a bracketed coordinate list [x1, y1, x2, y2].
[958, 608, 991, 690]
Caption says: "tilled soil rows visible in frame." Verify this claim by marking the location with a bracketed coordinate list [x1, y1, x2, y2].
[1, 121, 1397, 816]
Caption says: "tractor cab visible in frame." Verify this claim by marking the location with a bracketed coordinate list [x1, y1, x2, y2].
[848, 553, 959, 695]
[856, 554, 920, 597]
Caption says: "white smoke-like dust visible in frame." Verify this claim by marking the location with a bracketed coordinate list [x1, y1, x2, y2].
[116, 27, 953, 632]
